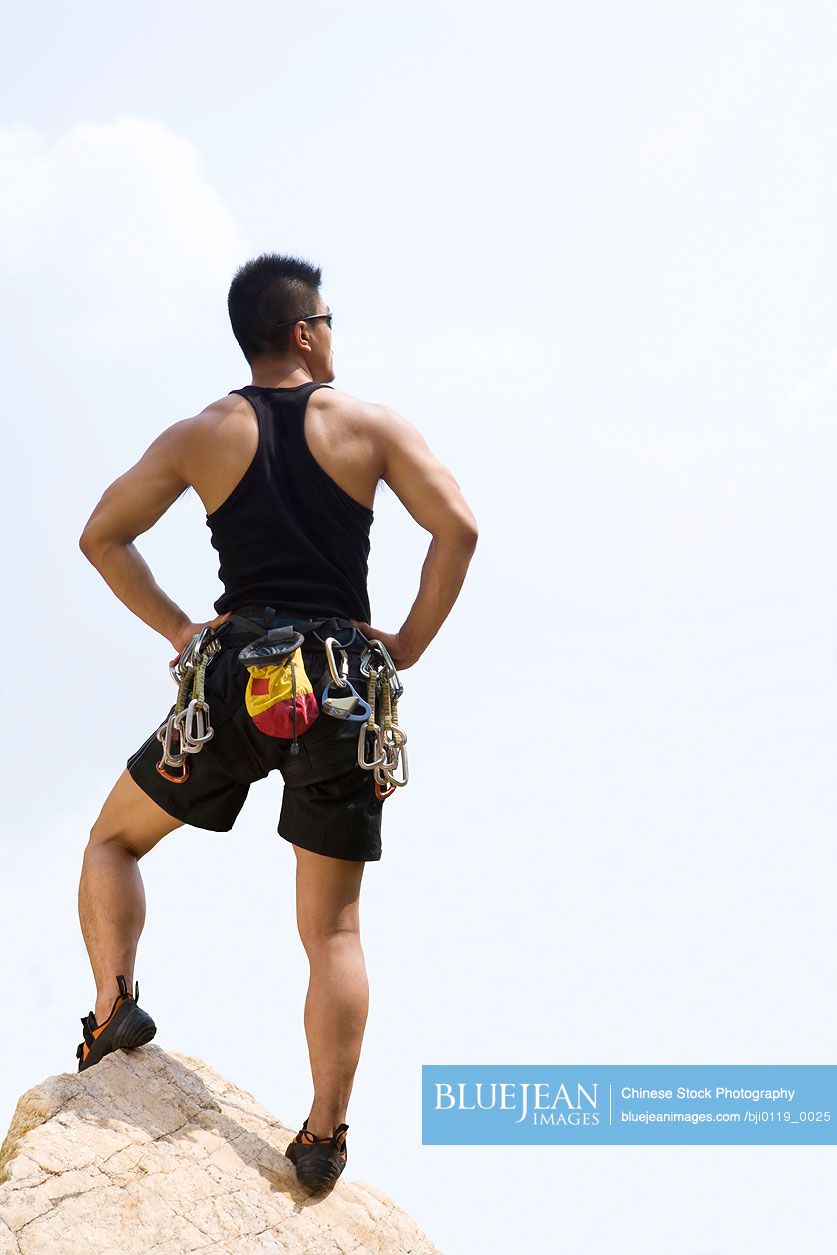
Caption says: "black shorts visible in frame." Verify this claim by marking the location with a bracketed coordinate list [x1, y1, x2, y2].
[126, 617, 386, 861]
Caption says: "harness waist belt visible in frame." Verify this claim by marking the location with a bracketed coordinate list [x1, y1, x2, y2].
[223, 605, 365, 651]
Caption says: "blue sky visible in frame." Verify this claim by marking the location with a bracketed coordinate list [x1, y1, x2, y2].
[2, 2, 836, 1250]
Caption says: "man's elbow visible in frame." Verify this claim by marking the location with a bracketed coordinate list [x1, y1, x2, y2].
[79, 527, 117, 565]
[454, 506, 479, 548]
[79, 532, 100, 568]
[435, 517, 479, 550]
[459, 522, 479, 550]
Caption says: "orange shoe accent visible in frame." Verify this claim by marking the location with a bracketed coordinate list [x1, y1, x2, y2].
[79, 1008, 118, 1064]
[78, 986, 132, 1064]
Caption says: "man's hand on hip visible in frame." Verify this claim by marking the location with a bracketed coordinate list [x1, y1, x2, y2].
[171, 612, 232, 656]
[351, 622, 419, 671]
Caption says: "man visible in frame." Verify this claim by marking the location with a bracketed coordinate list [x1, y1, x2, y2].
[75, 252, 479, 1195]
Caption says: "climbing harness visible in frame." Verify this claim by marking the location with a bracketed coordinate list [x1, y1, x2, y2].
[154, 605, 411, 801]
[356, 639, 409, 800]
[155, 626, 223, 783]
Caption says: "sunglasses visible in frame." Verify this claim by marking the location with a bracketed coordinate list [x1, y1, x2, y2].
[275, 311, 333, 331]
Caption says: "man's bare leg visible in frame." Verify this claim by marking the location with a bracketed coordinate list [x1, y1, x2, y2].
[79, 769, 183, 1026]
[294, 844, 368, 1138]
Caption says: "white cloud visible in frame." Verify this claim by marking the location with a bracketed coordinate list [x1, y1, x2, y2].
[0, 116, 246, 355]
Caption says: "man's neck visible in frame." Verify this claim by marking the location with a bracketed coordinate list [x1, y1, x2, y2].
[249, 360, 315, 388]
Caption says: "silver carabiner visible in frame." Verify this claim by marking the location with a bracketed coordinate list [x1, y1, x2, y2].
[323, 637, 350, 687]
[357, 720, 386, 768]
[170, 628, 220, 683]
[180, 699, 214, 750]
[195, 626, 219, 657]
[360, 639, 404, 698]
[381, 737, 409, 787]
[156, 713, 187, 766]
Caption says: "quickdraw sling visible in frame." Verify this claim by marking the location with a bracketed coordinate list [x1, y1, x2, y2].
[155, 626, 222, 783]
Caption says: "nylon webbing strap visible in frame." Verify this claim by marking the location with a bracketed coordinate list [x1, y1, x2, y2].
[227, 610, 362, 651]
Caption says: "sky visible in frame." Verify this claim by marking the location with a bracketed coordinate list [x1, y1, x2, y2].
[1, 1, 836, 1250]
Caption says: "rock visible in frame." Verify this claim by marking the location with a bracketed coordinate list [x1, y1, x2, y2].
[0, 1046, 440, 1254]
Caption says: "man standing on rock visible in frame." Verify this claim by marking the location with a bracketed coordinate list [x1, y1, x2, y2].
[75, 253, 479, 1195]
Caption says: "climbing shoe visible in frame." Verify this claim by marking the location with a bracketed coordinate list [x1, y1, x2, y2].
[76, 974, 157, 1072]
[285, 1118, 349, 1194]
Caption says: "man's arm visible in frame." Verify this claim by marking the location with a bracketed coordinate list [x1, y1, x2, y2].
[356, 405, 478, 667]
[79, 419, 216, 650]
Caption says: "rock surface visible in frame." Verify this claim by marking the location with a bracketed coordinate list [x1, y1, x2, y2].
[0, 1045, 440, 1254]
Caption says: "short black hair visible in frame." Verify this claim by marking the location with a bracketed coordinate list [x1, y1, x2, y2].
[227, 253, 323, 363]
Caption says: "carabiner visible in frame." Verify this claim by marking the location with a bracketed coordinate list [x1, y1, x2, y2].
[380, 736, 409, 787]
[357, 721, 386, 769]
[359, 640, 404, 698]
[180, 699, 214, 750]
[156, 757, 190, 784]
[156, 714, 187, 766]
[374, 768, 397, 799]
[323, 637, 350, 687]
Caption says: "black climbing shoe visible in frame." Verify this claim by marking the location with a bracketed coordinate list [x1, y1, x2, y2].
[285, 1118, 349, 1194]
[76, 974, 157, 1072]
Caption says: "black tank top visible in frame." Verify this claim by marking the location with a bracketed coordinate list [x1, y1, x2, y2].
[205, 382, 373, 621]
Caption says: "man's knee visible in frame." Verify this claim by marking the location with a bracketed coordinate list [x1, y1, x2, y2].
[295, 871, 364, 953]
[86, 822, 144, 859]
[86, 769, 183, 859]
[297, 919, 362, 957]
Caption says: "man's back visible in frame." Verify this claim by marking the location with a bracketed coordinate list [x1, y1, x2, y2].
[198, 382, 376, 623]
[187, 385, 383, 520]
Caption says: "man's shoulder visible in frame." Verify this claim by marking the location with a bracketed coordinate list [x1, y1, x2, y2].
[310, 385, 389, 429]
[188, 386, 388, 426]
[188, 390, 254, 427]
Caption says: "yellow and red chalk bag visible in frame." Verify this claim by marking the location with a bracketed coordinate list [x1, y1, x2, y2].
[243, 648, 320, 738]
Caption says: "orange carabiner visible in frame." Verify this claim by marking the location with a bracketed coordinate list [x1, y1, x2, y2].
[374, 777, 397, 800]
[156, 759, 190, 784]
